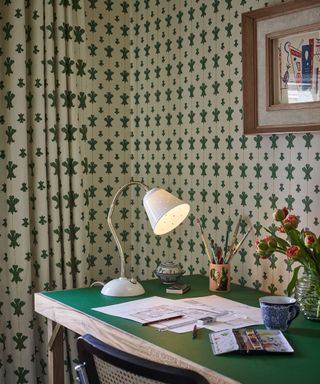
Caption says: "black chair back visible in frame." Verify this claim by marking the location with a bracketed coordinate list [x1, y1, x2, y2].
[75, 334, 209, 384]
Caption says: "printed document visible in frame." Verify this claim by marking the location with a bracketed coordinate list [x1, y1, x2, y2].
[92, 295, 263, 333]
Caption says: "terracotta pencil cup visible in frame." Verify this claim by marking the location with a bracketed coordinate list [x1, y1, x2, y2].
[209, 263, 230, 292]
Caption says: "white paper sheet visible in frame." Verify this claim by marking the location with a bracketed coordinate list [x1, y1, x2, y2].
[171, 296, 263, 333]
[92, 295, 263, 333]
[93, 296, 181, 325]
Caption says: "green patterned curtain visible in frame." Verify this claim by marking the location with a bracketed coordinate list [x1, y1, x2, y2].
[0, 1, 90, 383]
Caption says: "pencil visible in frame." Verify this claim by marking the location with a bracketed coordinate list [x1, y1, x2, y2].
[227, 226, 253, 263]
[196, 218, 212, 263]
[142, 314, 184, 326]
[224, 221, 230, 260]
[225, 215, 242, 263]
[210, 239, 218, 264]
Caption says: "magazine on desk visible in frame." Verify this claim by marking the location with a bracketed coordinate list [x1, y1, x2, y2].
[209, 328, 294, 355]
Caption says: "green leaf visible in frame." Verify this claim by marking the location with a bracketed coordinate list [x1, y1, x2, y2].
[300, 228, 305, 242]
[287, 229, 313, 260]
[315, 236, 320, 254]
[264, 227, 289, 249]
[287, 229, 304, 247]
[287, 265, 301, 297]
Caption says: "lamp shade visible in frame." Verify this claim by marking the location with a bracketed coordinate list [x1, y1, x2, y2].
[143, 188, 190, 235]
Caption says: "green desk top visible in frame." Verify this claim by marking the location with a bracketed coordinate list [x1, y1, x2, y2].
[41, 275, 319, 384]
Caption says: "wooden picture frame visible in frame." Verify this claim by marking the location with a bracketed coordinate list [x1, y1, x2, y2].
[242, 0, 320, 134]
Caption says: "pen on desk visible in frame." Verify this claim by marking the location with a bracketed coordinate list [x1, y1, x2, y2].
[141, 314, 184, 326]
[192, 324, 198, 339]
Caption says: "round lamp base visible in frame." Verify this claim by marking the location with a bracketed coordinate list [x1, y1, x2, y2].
[101, 277, 145, 297]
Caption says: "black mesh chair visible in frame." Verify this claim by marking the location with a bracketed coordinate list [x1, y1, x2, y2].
[75, 334, 210, 384]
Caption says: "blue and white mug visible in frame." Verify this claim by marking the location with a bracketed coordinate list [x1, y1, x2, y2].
[259, 296, 300, 331]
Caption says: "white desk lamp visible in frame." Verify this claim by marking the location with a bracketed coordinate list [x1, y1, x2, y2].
[101, 181, 190, 297]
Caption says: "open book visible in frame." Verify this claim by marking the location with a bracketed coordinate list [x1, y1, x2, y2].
[210, 328, 294, 355]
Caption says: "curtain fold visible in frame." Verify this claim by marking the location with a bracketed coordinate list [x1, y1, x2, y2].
[0, 1, 90, 382]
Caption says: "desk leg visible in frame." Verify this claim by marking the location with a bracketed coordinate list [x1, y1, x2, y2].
[48, 320, 64, 384]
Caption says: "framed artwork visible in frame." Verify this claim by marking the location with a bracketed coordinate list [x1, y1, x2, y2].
[242, 0, 320, 134]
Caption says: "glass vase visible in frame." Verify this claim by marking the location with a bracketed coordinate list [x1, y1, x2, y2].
[295, 270, 320, 321]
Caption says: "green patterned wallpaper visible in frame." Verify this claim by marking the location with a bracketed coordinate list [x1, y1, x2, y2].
[88, 0, 320, 296]
[84, 1, 131, 283]
[1, 1, 319, 382]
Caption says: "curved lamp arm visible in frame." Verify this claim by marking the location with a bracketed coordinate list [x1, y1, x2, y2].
[107, 181, 149, 278]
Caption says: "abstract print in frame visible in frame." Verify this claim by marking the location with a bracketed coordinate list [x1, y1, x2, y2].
[267, 23, 320, 109]
[242, 0, 320, 134]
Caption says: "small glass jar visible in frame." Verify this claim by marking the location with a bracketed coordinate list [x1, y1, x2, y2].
[295, 269, 320, 321]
